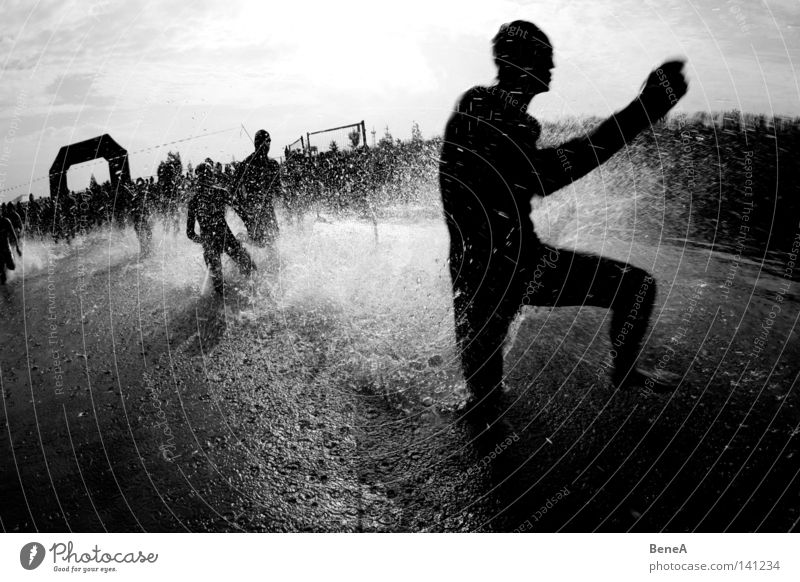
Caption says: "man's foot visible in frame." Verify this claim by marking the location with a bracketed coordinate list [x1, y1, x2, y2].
[454, 390, 516, 441]
[614, 368, 680, 394]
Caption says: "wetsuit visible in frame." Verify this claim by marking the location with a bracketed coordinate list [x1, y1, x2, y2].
[234, 151, 281, 246]
[128, 183, 153, 256]
[440, 85, 676, 398]
[187, 181, 254, 294]
[0, 215, 21, 284]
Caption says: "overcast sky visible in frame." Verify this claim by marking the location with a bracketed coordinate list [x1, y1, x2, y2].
[1, 0, 798, 201]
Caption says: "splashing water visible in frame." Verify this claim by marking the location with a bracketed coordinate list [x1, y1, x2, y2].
[6, 167, 733, 415]
[260, 207, 466, 411]
[10, 204, 468, 411]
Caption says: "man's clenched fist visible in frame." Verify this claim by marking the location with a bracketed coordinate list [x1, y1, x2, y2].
[639, 59, 688, 119]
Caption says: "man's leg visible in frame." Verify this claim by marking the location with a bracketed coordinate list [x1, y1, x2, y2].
[525, 245, 662, 389]
[0, 246, 14, 284]
[203, 244, 224, 295]
[251, 205, 279, 248]
[235, 202, 255, 242]
[142, 218, 153, 256]
[258, 206, 280, 267]
[454, 295, 508, 396]
[450, 272, 524, 440]
[223, 230, 254, 277]
[134, 218, 152, 257]
[451, 253, 520, 410]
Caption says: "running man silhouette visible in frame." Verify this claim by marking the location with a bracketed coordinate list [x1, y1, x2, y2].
[440, 20, 688, 416]
[0, 206, 22, 285]
[127, 178, 153, 257]
[187, 162, 254, 295]
[234, 129, 281, 248]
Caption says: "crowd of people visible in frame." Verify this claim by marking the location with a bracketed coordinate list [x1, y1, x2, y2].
[0, 127, 438, 291]
[4, 177, 182, 246]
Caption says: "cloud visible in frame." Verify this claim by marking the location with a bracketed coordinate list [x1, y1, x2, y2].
[2, 0, 800, 202]
[45, 73, 114, 106]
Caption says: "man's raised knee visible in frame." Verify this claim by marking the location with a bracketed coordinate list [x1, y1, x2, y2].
[629, 268, 656, 311]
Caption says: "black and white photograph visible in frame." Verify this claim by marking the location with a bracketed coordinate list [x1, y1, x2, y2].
[0, 0, 798, 554]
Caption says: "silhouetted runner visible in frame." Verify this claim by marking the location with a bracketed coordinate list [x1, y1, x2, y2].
[234, 129, 281, 248]
[187, 162, 254, 295]
[3, 202, 23, 233]
[440, 20, 688, 418]
[127, 178, 153, 257]
[26, 194, 40, 237]
[0, 208, 21, 285]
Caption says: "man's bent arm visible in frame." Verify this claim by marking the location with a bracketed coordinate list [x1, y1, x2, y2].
[186, 197, 198, 241]
[531, 60, 687, 197]
[534, 97, 655, 196]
